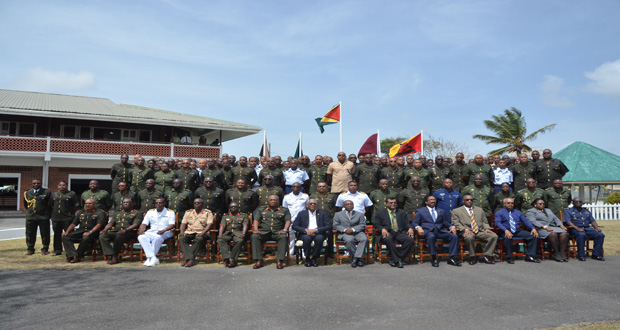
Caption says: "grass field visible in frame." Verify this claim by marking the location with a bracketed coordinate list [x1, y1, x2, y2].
[1, 221, 619, 270]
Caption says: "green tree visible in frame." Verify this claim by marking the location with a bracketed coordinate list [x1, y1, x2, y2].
[473, 107, 556, 156]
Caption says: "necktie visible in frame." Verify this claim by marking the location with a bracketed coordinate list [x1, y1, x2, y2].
[431, 209, 437, 222]
[390, 210, 398, 231]
[509, 212, 516, 234]
[469, 208, 479, 234]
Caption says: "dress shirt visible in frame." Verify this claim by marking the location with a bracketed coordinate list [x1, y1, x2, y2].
[335, 191, 373, 213]
[282, 192, 309, 220]
[180, 136, 192, 144]
[283, 168, 309, 185]
[493, 167, 513, 185]
[494, 208, 535, 232]
[142, 208, 176, 232]
[308, 210, 318, 230]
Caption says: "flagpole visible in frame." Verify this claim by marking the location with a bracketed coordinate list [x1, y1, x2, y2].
[339, 101, 343, 152]
[420, 130, 424, 156]
[263, 130, 266, 157]
[376, 129, 380, 156]
[299, 131, 302, 157]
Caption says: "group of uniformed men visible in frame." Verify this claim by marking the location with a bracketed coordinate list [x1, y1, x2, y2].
[23, 148, 605, 268]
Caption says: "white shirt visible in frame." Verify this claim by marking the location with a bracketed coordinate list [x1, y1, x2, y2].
[252, 166, 262, 191]
[180, 136, 192, 144]
[142, 208, 176, 232]
[308, 210, 318, 230]
[493, 167, 513, 185]
[335, 191, 373, 213]
[283, 168, 309, 185]
[283, 192, 309, 221]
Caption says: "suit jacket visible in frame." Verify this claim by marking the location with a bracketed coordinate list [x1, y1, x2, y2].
[333, 209, 366, 234]
[412, 207, 451, 233]
[292, 209, 332, 235]
[525, 208, 562, 228]
[374, 209, 411, 235]
[451, 206, 491, 232]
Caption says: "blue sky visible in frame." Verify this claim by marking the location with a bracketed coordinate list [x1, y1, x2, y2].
[2, 0, 619, 158]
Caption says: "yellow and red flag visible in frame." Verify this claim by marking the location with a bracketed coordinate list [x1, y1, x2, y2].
[315, 104, 341, 133]
[389, 133, 423, 157]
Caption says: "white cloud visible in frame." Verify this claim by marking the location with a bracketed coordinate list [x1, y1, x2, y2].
[10, 68, 96, 92]
[540, 74, 575, 107]
[585, 59, 620, 98]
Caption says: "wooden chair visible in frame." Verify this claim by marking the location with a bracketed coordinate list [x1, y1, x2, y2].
[216, 228, 253, 265]
[140, 236, 175, 263]
[333, 227, 371, 265]
[176, 235, 213, 264]
[73, 237, 100, 261]
[413, 211, 452, 264]
[293, 236, 329, 265]
[374, 237, 413, 264]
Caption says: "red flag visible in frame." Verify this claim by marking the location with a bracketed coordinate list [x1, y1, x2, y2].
[358, 133, 378, 157]
[389, 133, 422, 157]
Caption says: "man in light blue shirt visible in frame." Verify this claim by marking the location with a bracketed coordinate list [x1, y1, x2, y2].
[493, 159, 513, 194]
[283, 159, 309, 193]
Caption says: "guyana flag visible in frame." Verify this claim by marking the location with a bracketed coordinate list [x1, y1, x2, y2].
[389, 132, 423, 157]
[315, 103, 340, 133]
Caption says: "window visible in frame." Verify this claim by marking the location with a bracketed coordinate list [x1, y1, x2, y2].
[18, 123, 35, 136]
[139, 130, 151, 142]
[1, 122, 34, 136]
[122, 129, 138, 141]
[62, 125, 77, 138]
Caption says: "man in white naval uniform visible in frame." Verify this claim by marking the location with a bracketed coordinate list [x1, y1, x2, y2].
[137, 197, 176, 267]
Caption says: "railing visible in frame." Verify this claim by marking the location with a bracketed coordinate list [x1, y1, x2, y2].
[582, 204, 620, 220]
[0, 136, 220, 159]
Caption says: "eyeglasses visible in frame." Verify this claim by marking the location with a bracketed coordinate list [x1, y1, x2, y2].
[463, 199, 473, 201]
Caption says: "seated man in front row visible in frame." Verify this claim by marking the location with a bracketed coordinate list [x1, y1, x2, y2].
[374, 197, 414, 268]
[563, 197, 605, 261]
[251, 195, 291, 269]
[99, 198, 142, 265]
[62, 198, 107, 263]
[217, 202, 250, 268]
[137, 197, 176, 267]
[292, 198, 332, 267]
[333, 200, 368, 268]
[451, 194, 498, 265]
[413, 195, 461, 267]
[494, 198, 540, 264]
[178, 198, 214, 268]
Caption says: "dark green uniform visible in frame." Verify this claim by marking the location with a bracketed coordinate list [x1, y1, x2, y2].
[50, 190, 79, 254]
[81, 189, 112, 211]
[515, 188, 545, 213]
[221, 167, 233, 188]
[194, 186, 225, 218]
[403, 167, 431, 190]
[306, 165, 328, 194]
[463, 164, 494, 187]
[62, 209, 107, 258]
[154, 170, 175, 193]
[136, 188, 163, 213]
[492, 191, 515, 213]
[379, 167, 404, 193]
[99, 209, 142, 258]
[201, 167, 227, 190]
[256, 186, 284, 207]
[110, 162, 133, 195]
[543, 187, 572, 219]
[461, 185, 493, 218]
[429, 165, 452, 193]
[356, 163, 380, 194]
[448, 162, 467, 192]
[175, 168, 200, 192]
[24, 188, 52, 253]
[217, 212, 251, 261]
[165, 189, 194, 222]
[368, 189, 397, 223]
[111, 191, 137, 213]
[536, 158, 569, 189]
[258, 167, 285, 188]
[230, 165, 258, 187]
[397, 187, 429, 221]
[510, 162, 537, 192]
[251, 206, 291, 261]
[225, 188, 258, 215]
[130, 166, 154, 193]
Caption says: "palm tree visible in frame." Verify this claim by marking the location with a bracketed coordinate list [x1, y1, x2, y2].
[473, 107, 556, 156]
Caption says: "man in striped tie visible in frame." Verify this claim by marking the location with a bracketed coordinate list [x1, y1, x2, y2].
[494, 198, 540, 264]
[451, 195, 498, 265]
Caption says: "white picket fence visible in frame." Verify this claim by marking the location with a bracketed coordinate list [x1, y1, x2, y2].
[583, 204, 620, 220]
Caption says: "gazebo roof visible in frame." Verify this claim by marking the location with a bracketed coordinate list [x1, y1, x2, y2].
[554, 141, 620, 183]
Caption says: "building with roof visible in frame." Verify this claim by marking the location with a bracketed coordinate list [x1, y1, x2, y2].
[554, 141, 620, 203]
[0, 89, 261, 211]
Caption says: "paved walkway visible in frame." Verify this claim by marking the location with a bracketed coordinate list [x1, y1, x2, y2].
[1, 256, 619, 329]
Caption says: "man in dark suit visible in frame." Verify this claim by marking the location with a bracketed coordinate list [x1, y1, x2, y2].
[413, 195, 461, 267]
[292, 199, 332, 267]
[374, 197, 415, 268]
[333, 200, 368, 267]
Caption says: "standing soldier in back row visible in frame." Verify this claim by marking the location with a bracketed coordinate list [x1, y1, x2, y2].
[81, 180, 112, 211]
[536, 149, 569, 189]
[50, 180, 79, 256]
[511, 154, 537, 192]
[356, 155, 380, 194]
[448, 153, 467, 192]
[24, 178, 52, 255]
[111, 154, 133, 195]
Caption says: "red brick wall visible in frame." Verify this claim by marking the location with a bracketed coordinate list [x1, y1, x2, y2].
[0, 166, 42, 212]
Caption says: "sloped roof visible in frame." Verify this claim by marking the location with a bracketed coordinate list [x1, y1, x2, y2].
[554, 141, 620, 183]
[0, 89, 261, 138]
